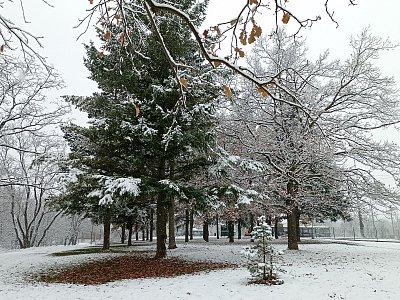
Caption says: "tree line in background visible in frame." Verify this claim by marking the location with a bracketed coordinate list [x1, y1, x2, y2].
[0, 0, 400, 258]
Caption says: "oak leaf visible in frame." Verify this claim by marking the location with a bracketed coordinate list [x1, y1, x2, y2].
[0, 45, 4, 52]
[213, 26, 222, 37]
[97, 51, 104, 59]
[282, 12, 290, 24]
[179, 77, 188, 88]
[213, 61, 222, 68]
[89, 0, 94, 4]
[248, 22, 262, 44]
[223, 85, 233, 97]
[257, 86, 269, 97]
[253, 24, 262, 38]
[235, 47, 245, 58]
[104, 31, 111, 41]
[248, 34, 256, 44]
[249, 0, 258, 4]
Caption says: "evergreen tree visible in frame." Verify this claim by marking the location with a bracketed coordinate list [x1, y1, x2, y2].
[61, 0, 218, 257]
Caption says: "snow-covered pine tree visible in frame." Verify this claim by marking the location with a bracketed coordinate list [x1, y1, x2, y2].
[242, 216, 283, 285]
[61, 0, 218, 257]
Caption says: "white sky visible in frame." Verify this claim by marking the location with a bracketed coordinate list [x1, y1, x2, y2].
[4, 0, 400, 144]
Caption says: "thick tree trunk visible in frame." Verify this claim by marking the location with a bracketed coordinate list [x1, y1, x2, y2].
[168, 199, 177, 249]
[203, 219, 209, 242]
[127, 218, 133, 246]
[287, 206, 299, 250]
[185, 208, 189, 243]
[287, 178, 299, 250]
[274, 217, 279, 239]
[102, 209, 111, 250]
[228, 220, 234, 243]
[249, 213, 254, 232]
[155, 193, 167, 258]
[189, 210, 194, 240]
[358, 210, 365, 238]
[121, 223, 126, 244]
[237, 218, 242, 239]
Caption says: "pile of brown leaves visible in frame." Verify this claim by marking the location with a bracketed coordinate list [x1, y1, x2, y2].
[37, 254, 236, 285]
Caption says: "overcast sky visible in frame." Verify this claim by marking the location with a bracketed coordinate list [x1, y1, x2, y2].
[5, 0, 400, 144]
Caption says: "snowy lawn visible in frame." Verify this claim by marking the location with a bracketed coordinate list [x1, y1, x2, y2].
[1, 238, 400, 299]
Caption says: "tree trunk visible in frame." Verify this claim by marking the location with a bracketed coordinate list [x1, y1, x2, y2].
[189, 210, 194, 240]
[287, 206, 299, 250]
[216, 213, 219, 239]
[358, 210, 365, 238]
[287, 178, 299, 250]
[168, 199, 177, 249]
[296, 210, 301, 242]
[127, 218, 133, 246]
[185, 208, 189, 243]
[274, 217, 279, 239]
[228, 220, 234, 243]
[102, 209, 111, 250]
[155, 193, 167, 258]
[249, 213, 254, 232]
[237, 218, 242, 239]
[203, 219, 209, 242]
[142, 228, 145, 241]
[121, 223, 126, 244]
[135, 224, 139, 241]
[149, 208, 154, 242]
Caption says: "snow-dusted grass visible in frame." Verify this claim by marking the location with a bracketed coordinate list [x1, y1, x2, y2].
[1, 239, 400, 299]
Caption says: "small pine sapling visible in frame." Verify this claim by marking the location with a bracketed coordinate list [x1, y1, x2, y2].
[242, 216, 283, 285]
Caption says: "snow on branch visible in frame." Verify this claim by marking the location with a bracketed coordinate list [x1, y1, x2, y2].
[89, 175, 141, 205]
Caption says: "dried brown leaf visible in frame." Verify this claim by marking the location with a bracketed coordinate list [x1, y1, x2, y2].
[248, 33, 256, 44]
[282, 12, 290, 24]
[235, 47, 245, 58]
[258, 86, 269, 97]
[179, 77, 188, 88]
[104, 31, 111, 41]
[214, 26, 222, 37]
[223, 85, 233, 97]
[253, 24, 262, 38]
[97, 51, 104, 59]
[213, 61, 222, 68]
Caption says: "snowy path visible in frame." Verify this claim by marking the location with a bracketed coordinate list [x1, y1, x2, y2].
[0, 239, 400, 300]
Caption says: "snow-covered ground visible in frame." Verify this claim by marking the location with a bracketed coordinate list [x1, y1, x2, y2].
[1, 238, 400, 300]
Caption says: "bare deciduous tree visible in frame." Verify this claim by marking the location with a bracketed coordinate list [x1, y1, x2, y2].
[0, 53, 68, 163]
[0, 133, 66, 248]
[218, 29, 400, 249]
